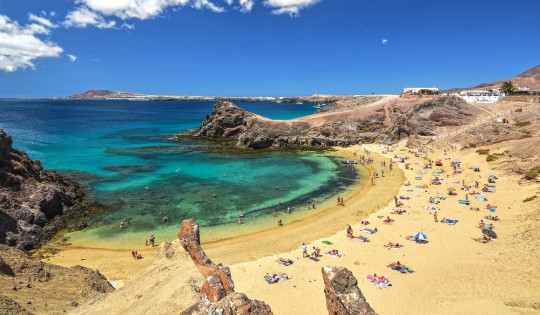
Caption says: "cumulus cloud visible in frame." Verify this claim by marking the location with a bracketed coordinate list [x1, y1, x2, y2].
[381, 38, 388, 44]
[0, 14, 63, 72]
[265, 0, 321, 16]
[239, 0, 254, 12]
[76, 0, 191, 20]
[67, 54, 77, 61]
[64, 7, 116, 29]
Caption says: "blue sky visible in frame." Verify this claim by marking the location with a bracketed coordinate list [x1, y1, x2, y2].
[0, 0, 539, 97]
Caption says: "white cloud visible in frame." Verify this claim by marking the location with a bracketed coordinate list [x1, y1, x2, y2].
[67, 54, 77, 61]
[381, 38, 388, 44]
[192, 0, 225, 12]
[29, 14, 57, 28]
[50, 11, 57, 17]
[225, 0, 233, 5]
[64, 7, 116, 29]
[265, 0, 320, 16]
[0, 14, 63, 72]
[239, 0, 254, 12]
[121, 23, 135, 29]
[77, 0, 191, 20]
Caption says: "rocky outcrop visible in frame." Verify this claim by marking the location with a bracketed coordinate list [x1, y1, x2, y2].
[322, 266, 377, 315]
[0, 128, 99, 250]
[179, 219, 272, 315]
[189, 97, 483, 150]
[0, 244, 113, 314]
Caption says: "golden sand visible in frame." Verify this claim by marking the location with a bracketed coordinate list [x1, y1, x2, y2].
[47, 144, 540, 314]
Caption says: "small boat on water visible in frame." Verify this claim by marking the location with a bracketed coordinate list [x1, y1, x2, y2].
[341, 160, 358, 165]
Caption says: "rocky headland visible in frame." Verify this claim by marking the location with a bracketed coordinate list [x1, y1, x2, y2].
[0, 128, 102, 251]
[187, 96, 485, 150]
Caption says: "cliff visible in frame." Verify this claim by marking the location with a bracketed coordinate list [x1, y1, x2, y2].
[0, 128, 99, 250]
[190, 96, 484, 149]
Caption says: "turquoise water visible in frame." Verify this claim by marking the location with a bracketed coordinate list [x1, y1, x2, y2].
[0, 99, 360, 247]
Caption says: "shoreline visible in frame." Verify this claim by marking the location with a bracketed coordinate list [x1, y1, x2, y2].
[45, 147, 404, 279]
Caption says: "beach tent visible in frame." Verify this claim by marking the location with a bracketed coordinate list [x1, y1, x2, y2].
[414, 232, 428, 240]
[482, 229, 497, 239]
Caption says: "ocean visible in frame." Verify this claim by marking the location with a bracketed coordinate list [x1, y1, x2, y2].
[0, 99, 362, 248]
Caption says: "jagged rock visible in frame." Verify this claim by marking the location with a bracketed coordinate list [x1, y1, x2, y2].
[322, 266, 377, 315]
[0, 128, 97, 250]
[179, 219, 272, 314]
[0, 294, 32, 315]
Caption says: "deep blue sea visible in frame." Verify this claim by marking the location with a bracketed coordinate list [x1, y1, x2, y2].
[0, 99, 361, 247]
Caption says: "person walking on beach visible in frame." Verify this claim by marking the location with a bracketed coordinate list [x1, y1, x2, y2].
[302, 243, 308, 258]
[278, 218, 283, 226]
[312, 201, 315, 209]
[287, 206, 291, 214]
[149, 235, 155, 247]
[337, 196, 340, 206]
[340, 197, 344, 206]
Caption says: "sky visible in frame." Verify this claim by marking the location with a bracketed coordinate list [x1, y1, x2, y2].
[0, 0, 539, 97]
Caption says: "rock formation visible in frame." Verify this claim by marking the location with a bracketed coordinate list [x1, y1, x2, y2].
[179, 218, 272, 315]
[0, 244, 113, 314]
[322, 266, 377, 315]
[0, 128, 98, 250]
[189, 97, 484, 150]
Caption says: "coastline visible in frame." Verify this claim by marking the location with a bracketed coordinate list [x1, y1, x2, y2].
[45, 147, 403, 281]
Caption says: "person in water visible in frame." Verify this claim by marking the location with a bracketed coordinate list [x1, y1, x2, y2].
[120, 221, 124, 229]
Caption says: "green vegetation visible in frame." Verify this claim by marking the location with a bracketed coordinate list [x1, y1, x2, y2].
[468, 143, 477, 148]
[523, 195, 537, 203]
[522, 130, 531, 135]
[524, 167, 540, 180]
[476, 149, 490, 155]
[486, 154, 495, 162]
[500, 81, 517, 94]
[514, 121, 531, 127]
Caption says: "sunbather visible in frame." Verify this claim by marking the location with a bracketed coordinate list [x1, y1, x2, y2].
[361, 228, 378, 234]
[328, 249, 340, 255]
[277, 258, 293, 266]
[477, 220, 485, 229]
[312, 247, 321, 257]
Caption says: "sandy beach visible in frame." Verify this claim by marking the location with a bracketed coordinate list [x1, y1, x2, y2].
[45, 143, 540, 314]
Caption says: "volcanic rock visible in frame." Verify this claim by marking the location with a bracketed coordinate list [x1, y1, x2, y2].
[0, 128, 96, 250]
[179, 218, 272, 314]
[322, 266, 377, 315]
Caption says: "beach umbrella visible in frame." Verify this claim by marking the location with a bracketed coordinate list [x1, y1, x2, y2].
[482, 229, 497, 239]
[414, 232, 428, 240]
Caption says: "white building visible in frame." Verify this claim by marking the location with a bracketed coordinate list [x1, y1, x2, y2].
[402, 87, 439, 95]
[459, 90, 501, 104]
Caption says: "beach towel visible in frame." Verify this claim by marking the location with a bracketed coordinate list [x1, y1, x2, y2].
[360, 229, 376, 234]
[357, 236, 370, 242]
[487, 185, 496, 188]
[383, 221, 393, 225]
[415, 185, 423, 188]
[430, 201, 440, 205]
[442, 219, 457, 225]
[425, 206, 437, 210]
[415, 177, 422, 180]
[391, 266, 414, 273]
[265, 274, 292, 284]
[458, 200, 470, 205]
[487, 189, 496, 193]
[322, 240, 333, 245]
[476, 198, 487, 201]
[374, 282, 392, 288]
[351, 237, 367, 243]
[401, 197, 411, 200]
[309, 257, 320, 262]
[489, 208, 496, 213]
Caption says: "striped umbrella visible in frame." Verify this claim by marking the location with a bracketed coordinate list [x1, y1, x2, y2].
[414, 232, 428, 240]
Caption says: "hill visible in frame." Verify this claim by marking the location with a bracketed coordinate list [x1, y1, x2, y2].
[444, 64, 540, 93]
[69, 90, 145, 99]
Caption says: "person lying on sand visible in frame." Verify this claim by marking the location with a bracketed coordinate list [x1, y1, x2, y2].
[361, 228, 378, 234]
[383, 216, 394, 223]
[384, 242, 402, 248]
[277, 258, 293, 266]
[486, 204, 497, 209]
[387, 261, 406, 269]
[328, 249, 340, 255]
[485, 215, 500, 221]
[361, 220, 370, 225]
[391, 210, 405, 215]
[472, 235, 491, 243]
